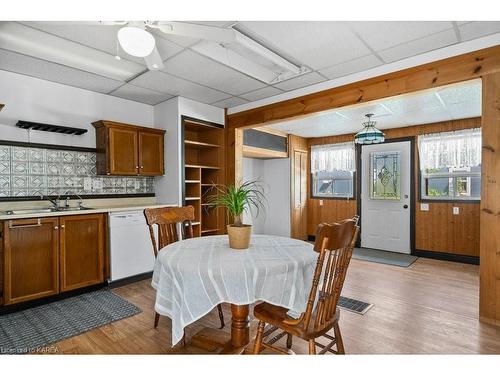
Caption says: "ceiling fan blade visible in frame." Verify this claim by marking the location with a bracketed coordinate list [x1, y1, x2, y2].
[149, 21, 235, 43]
[144, 46, 164, 70]
[37, 21, 128, 26]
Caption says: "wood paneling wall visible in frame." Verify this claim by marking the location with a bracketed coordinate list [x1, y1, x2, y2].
[307, 117, 481, 257]
[479, 72, 500, 326]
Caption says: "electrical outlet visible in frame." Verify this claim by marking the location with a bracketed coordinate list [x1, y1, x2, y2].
[93, 179, 103, 190]
[453, 207, 460, 215]
[420, 203, 429, 211]
[83, 177, 92, 191]
[319, 200, 324, 206]
[135, 180, 141, 189]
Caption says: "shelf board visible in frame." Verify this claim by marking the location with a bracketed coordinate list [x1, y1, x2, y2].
[185, 164, 220, 170]
[185, 140, 220, 149]
[201, 228, 219, 234]
[185, 180, 201, 183]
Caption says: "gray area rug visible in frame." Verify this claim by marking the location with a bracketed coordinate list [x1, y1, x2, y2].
[0, 289, 141, 354]
[353, 247, 418, 267]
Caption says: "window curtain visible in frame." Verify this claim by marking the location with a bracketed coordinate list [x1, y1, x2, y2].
[311, 141, 355, 173]
[418, 128, 481, 171]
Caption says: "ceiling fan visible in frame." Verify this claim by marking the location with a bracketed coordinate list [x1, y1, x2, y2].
[99, 21, 309, 84]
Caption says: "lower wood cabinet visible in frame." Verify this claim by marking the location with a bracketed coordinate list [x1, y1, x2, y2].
[59, 214, 105, 292]
[3, 217, 59, 305]
[2, 213, 105, 305]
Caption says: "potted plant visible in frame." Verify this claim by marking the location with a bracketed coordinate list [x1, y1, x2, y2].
[208, 181, 266, 250]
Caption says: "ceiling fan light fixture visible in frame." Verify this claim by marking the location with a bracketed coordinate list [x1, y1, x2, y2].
[117, 26, 156, 57]
[354, 114, 385, 144]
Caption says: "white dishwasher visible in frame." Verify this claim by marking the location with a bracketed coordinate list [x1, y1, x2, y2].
[108, 210, 156, 282]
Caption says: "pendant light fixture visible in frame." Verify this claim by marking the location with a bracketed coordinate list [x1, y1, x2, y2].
[354, 113, 385, 144]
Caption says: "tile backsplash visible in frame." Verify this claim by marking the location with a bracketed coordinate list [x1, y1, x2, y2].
[0, 145, 155, 198]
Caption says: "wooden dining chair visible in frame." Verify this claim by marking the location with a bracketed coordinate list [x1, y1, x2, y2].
[144, 206, 225, 330]
[252, 216, 360, 355]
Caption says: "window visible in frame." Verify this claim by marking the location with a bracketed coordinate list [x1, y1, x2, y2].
[418, 128, 481, 201]
[311, 142, 355, 198]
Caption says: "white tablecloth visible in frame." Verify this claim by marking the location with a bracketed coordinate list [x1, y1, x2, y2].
[151, 234, 317, 346]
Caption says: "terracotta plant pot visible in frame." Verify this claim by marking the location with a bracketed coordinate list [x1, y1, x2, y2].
[227, 224, 252, 250]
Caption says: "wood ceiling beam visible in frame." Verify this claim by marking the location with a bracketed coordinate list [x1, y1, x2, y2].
[227, 44, 500, 129]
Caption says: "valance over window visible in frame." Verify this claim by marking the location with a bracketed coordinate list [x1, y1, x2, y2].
[418, 128, 481, 171]
[311, 142, 355, 173]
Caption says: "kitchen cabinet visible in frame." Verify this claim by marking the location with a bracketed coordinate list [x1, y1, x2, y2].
[3, 217, 59, 305]
[59, 214, 105, 292]
[93, 120, 165, 176]
[2, 213, 106, 305]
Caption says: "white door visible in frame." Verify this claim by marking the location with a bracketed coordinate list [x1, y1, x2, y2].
[361, 141, 411, 253]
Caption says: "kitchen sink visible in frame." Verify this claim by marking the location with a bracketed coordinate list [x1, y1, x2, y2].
[4, 206, 93, 215]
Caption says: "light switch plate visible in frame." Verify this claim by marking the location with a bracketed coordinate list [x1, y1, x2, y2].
[420, 203, 429, 211]
[135, 180, 141, 189]
[453, 207, 460, 215]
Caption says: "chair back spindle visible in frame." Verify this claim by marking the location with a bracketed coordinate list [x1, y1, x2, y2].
[143, 206, 195, 257]
[303, 217, 359, 333]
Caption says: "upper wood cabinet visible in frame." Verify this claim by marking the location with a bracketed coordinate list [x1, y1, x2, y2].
[93, 120, 165, 176]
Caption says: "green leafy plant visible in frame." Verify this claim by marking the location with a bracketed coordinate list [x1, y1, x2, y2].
[207, 181, 266, 227]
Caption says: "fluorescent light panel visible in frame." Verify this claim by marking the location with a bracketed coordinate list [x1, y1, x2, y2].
[0, 22, 145, 81]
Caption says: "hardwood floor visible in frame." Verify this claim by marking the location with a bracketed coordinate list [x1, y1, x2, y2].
[50, 257, 500, 354]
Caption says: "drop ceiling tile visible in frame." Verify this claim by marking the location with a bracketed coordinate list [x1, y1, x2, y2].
[21, 21, 184, 66]
[383, 92, 444, 115]
[446, 101, 481, 120]
[319, 54, 382, 80]
[151, 29, 199, 48]
[266, 80, 478, 138]
[161, 49, 266, 95]
[239, 86, 283, 101]
[437, 80, 481, 105]
[129, 70, 231, 104]
[0, 48, 123, 93]
[109, 84, 173, 105]
[404, 106, 453, 126]
[378, 29, 458, 63]
[348, 21, 453, 51]
[273, 72, 325, 91]
[211, 97, 249, 108]
[458, 21, 500, 41]
[336, 103, 392, 121]
[239, 21, 371, 70]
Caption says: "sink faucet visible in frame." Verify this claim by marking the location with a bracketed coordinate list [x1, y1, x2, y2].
[65, 196, 70, 207]
[44, 195, 60, 209]
[75, 194, 84, 208]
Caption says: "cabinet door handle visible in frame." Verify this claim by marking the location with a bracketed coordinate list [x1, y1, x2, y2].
[140, 166, 144, 169]
[9, 219, 41, 229]
[54, 226, 59, 230]
[61, 224, 65, 229]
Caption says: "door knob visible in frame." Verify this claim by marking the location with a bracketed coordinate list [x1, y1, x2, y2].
[403, 204, 408, 209]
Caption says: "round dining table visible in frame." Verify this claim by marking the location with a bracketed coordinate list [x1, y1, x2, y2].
[151, 234, 317, 352]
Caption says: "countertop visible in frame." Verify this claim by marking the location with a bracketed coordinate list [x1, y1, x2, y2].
[0, 202, 177, 220]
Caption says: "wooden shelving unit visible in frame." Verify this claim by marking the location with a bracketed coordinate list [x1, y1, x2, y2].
[182, 116, 225, 238]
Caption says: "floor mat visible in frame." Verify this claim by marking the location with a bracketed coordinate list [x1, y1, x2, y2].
[353, 247, 418, 267]
[0, 288, 141, 354]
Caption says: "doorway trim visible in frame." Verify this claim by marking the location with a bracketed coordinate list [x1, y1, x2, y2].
[356, 136, 416, 254]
